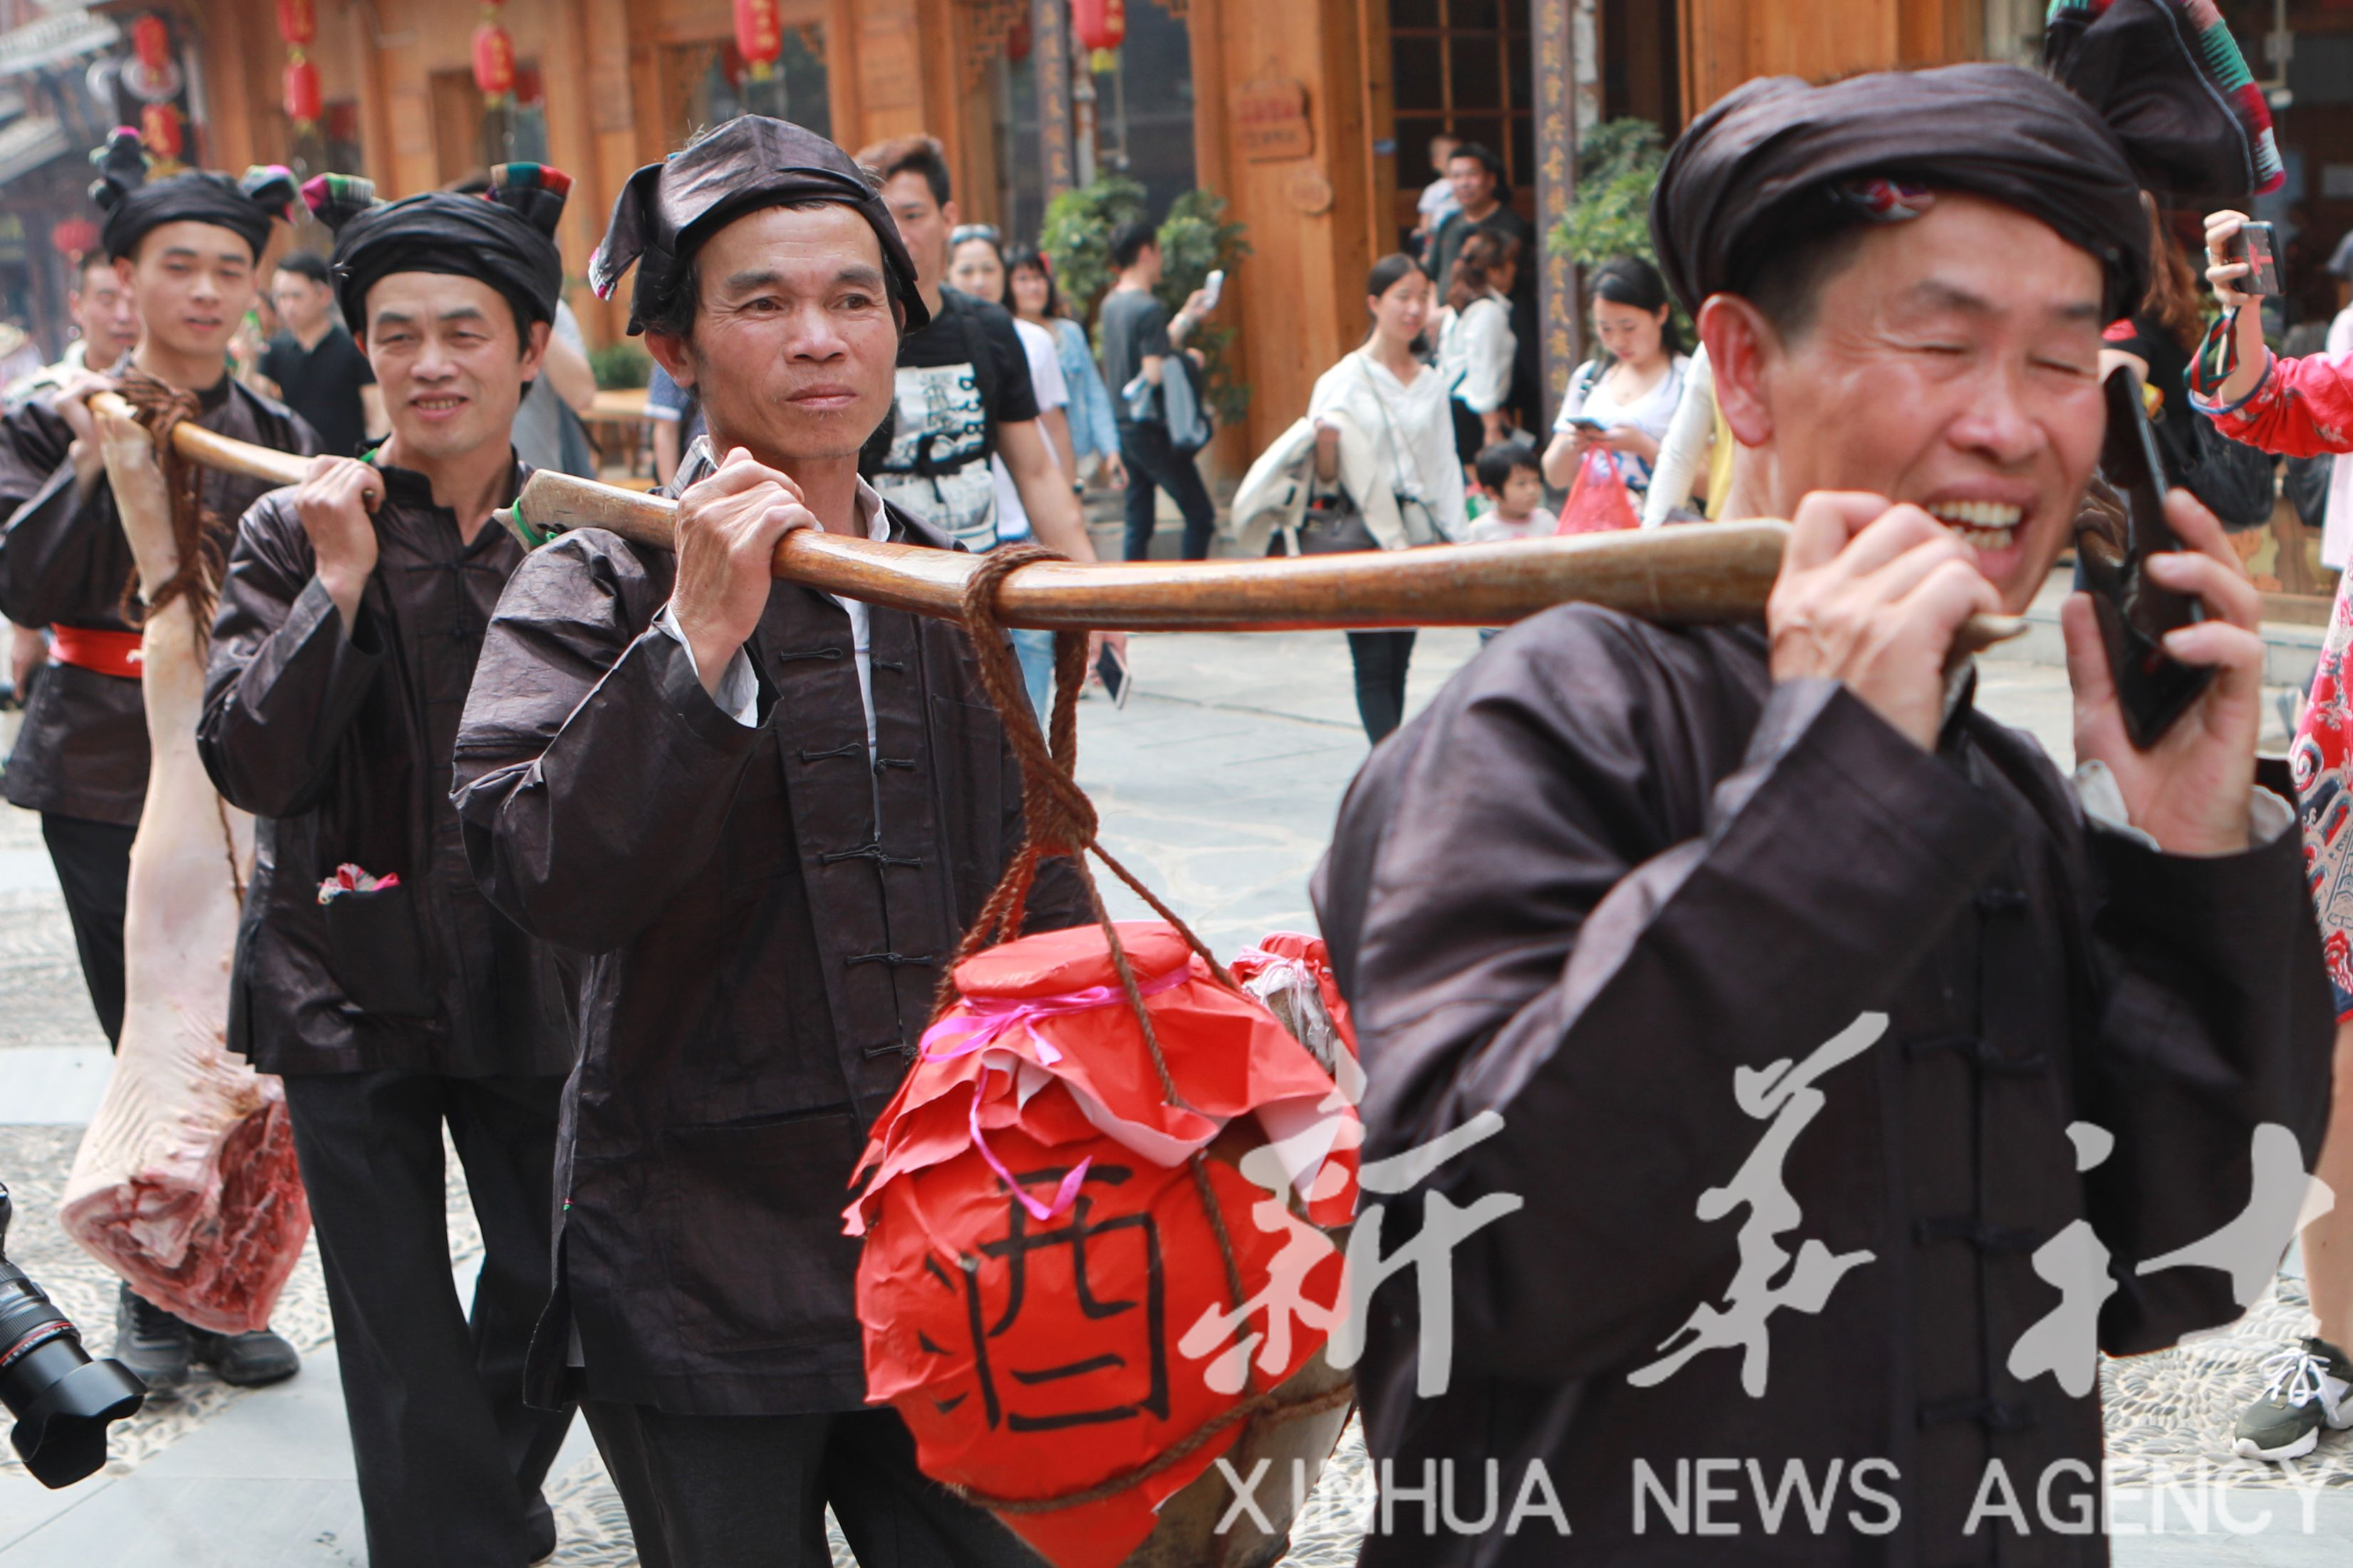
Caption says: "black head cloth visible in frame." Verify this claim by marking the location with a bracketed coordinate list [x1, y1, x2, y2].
[2044, 0, 2284, 207]
[304, 164, 570, 336]
[89, 126, 295, 264]
[1649, 63, 2149, 320]
[589, 114, 929, 337]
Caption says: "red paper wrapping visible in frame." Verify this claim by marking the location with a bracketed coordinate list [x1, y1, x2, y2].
[849, 922, 1359, 1568]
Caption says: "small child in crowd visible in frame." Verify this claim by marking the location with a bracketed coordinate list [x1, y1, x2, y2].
[1465, 439, 1555, 544]
[1466, 440, 1553, 643]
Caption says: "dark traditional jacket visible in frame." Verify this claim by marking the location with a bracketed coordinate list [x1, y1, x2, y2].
[451, 489, 1087, 1416]
[197, 459, 572, 1081]
[0, 377, 314, 825]
[1311, 610, 2333, 1567]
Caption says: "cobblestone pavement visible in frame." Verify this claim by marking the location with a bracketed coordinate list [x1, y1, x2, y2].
[3, 632, 2349, 1564]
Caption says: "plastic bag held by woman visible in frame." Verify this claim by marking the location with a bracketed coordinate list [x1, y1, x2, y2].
[1561, 447, 1641, 534]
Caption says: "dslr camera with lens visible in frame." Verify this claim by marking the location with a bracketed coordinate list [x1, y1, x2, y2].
[0, 1179, 146, 1487]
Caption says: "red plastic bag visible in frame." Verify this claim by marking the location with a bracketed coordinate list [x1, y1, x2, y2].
[1558, 445, 1640, 535]
[847, 922, 1360, 1568]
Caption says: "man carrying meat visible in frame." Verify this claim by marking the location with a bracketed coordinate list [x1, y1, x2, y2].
[196, 165, 581, 1568]
[0, 127, 310, 1392]
[451, 115, 1086, 1563]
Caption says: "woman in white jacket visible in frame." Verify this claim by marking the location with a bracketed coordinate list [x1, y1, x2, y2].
[1305, 253, 1467, 743]
[1437, 229, 1519, 463]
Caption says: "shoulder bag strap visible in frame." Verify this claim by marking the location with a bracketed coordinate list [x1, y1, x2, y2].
[1353, 353, 1427, 502]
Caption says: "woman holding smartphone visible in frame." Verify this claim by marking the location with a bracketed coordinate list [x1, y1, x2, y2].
[1539, 255, 1690, 497]
[2193, 206, 2353, 1465]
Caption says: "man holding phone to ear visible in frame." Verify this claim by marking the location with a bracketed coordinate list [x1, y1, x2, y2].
[1314, 66, 2332, 1562]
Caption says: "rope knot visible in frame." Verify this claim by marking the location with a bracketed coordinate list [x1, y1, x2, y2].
[113, 369, 226, 630]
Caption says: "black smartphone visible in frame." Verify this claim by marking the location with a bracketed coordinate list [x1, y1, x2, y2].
[1095, 641, 1132, 708]
[2074, 368, 2213, 749]
[2230, 220, 2282, 296]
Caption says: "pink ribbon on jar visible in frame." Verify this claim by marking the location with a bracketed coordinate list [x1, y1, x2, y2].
[921, 962, 1192, 1221]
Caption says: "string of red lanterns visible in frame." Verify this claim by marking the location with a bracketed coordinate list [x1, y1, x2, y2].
[473, 0, 517, 103]
[284, 57, 322, 128]
[140, 101, 181, 160]
[129, 14, 169, 71]
[278, 0, 320, 130]
[733, 0, 783, 82]
[1072, 0, 1125, 71]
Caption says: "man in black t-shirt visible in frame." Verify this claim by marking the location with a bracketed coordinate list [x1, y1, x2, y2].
[865, 281, 1038, 551]
[857, 136, 1102, 566]
[257, 251, 381, 456]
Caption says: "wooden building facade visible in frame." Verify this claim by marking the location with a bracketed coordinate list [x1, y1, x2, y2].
[98, 0, 2017, 455]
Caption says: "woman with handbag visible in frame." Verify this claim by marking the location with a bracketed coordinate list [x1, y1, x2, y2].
[1539, 256, 1690, 529]
[1301, 253, 1467, 744]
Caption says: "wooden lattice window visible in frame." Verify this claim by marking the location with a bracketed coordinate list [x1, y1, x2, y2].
[1390, 0, 1535, 219]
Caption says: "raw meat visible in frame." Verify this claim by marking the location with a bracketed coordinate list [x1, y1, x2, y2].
[57, 407, 309, 1334]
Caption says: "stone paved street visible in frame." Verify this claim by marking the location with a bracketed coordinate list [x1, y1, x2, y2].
[4, 627, 2352, 1564]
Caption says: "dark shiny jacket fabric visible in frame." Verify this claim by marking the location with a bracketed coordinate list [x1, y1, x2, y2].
[197, 460, 572, 1080]
[0, 378, 314, 825]
[1312, 610, 2333, 1567]
[451, 496, 1087, 1416]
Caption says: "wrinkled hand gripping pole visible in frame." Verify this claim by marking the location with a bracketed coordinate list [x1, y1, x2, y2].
[56, 378, 311, 1334]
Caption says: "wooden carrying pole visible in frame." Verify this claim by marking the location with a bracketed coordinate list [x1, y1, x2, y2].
[100, 408, 2026, 645]
[90, 392, 314, 490]
[500, 470, 2027, 645]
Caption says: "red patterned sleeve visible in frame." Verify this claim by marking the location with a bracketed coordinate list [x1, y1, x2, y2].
[2189, 314, 2353, 459]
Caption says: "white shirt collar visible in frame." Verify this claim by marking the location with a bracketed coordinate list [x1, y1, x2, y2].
[851, 476, 891, 543]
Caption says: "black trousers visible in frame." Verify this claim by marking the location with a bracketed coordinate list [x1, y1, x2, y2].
[1348, 629, 1417, 744]
[1117, 420, 1218, 562]
[283, 1069, 575, 1568]
[1451, 398, 1489, 465]
[41, 811, 133, 1048]
[581, 1402, 1043, 1568]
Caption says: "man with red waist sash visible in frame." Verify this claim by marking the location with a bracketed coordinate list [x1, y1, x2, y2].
[0, 129, 314, 1391]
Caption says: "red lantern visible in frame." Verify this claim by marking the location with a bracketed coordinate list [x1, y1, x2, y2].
[1006, 17, 1033, 63]
[472, 20, 516, 101]
[140, 102, 182, 160]
[276, 0, 315, 46]
[1072, 0, 1125, 51]
[283, 58, 321, 126]
[733, 0, 783, 81]
[51, 217, 99, 259]
[130, 14, 170, 71]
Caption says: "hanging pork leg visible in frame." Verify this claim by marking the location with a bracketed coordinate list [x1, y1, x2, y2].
[56, 402, 309, 1336]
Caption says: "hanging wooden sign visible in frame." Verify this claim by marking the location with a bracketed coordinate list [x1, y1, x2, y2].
[1234, 76, 1310, 162]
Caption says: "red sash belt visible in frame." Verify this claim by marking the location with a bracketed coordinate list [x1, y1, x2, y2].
[48, 625, 143, 680]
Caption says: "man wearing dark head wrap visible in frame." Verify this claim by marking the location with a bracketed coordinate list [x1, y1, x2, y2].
[452, 115, 1082, 1564]
[1313, 60, 2330, 1564]
[195, 163, 581, 1567]
[0, 127, 313, 1393]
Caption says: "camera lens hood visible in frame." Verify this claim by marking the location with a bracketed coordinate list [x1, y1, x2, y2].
[8, 1353, 146, 1487]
